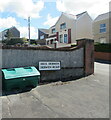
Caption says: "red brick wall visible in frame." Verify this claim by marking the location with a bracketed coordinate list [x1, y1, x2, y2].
[94, 52, 111, 61]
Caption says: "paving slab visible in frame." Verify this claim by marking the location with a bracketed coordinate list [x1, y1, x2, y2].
[1, 62, 109, 118]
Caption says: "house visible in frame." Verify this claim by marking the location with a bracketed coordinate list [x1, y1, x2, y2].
[38, 28, 49, 40]
[93, 12, 110, 43]
[38, 11, 93, 48]
[0, 26, 20, 41]
[37, 28, 49, 45]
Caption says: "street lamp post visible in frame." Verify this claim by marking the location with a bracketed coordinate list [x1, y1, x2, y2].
[28, 16, 30, 45]
[24, 17, 30, 45]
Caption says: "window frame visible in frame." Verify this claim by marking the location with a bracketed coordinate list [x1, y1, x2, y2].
[52, 28, 56, 34]
[60, 23, 66, 29]
[100, 23, 106, 33]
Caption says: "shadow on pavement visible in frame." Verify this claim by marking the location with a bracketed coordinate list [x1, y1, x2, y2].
[2, 88, 33, 96]
[1, 75, 86, 96]
[95, 60, 111, 64]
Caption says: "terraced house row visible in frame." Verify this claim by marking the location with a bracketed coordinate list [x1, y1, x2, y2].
[38, 11, 110, 48]
[0, 11, 110, 47]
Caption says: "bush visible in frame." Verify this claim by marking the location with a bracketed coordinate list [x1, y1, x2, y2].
[6, 38, 24, 45]
[30, 40, 37, 45]
[94, 43, 111, 53]
[2, 39, 7, 44]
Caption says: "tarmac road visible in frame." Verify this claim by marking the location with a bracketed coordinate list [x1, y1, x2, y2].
[1, 62, 110, 118]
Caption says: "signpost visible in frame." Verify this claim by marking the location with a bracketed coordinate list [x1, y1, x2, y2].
[39, 62, 61, 71]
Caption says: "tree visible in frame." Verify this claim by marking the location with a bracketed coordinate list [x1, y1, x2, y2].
[4, 29, 13, 41]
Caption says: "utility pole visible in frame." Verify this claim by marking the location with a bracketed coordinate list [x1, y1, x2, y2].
[28, 16, 30, 44]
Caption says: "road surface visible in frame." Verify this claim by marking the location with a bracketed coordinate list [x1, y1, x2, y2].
[1, 62, 110, 118]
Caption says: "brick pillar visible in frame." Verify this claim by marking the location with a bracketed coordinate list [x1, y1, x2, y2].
[76, 39, 94, 76]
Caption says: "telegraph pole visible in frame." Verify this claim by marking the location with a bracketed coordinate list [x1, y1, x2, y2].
[28, 16, 30, 44]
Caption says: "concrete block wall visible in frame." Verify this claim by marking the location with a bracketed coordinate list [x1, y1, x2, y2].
[2, 48, 83, 69]
[1, 39, 94, 82]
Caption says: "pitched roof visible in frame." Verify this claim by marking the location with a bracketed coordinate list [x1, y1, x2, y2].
[50, 25, 56, 28]
[76, 11, 87, 18]
[62, 12, 77, 20]
[38, 28, 49, 34]
[2, 26, 19, 32]
[52, 11, 87, 27]
[62, 11, 87, 20]
[94, 12, 109, 22]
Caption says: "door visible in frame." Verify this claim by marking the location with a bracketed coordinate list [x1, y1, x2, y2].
[64, 34, 68, 43]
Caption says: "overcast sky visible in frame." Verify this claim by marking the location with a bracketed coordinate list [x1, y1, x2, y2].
[0, 0, 110, 39]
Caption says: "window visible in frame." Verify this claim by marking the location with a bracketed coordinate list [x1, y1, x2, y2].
[64, 34, 68, 43]
[60, 23, 66, 29]
[52, 28, 56, 33]
[99, 37, 106, 43]
[40, 35, 44, 39]
[100, 24, 106, 33]
[60, 35, 63, 43]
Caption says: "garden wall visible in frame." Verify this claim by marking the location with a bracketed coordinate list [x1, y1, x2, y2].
[94, 52, 111, 61]
[1, 39, 94, 82]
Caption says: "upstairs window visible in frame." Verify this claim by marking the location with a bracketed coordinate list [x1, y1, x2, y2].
[100, 24, 106, 33]
[60, 23, 66, 29]
[52, 28, 56, 33]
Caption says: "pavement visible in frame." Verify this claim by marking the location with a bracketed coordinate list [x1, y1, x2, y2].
[1, 62, 110, 118]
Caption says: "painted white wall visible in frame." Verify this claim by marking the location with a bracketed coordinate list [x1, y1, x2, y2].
[93, 18, 109, 43]
[56, 13, 76, 43]
[49, 13, 77, 43]
[76, 13, 93, 40]
[49, 26, 56, 36]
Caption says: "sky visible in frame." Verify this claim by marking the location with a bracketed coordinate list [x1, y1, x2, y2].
[0, 0, 110, 39]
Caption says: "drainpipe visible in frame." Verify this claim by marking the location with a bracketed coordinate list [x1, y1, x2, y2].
[28, 16, 30, 45]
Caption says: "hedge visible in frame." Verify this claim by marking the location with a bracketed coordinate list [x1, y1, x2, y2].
[94, 43, 111, 53]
